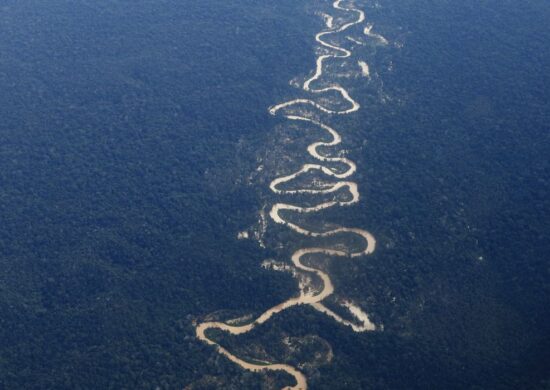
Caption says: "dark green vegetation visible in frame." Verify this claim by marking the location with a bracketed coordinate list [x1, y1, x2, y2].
[0, 0, 548, 389]
[338, 1, 550, 388]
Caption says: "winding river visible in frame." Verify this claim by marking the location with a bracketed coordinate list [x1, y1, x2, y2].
[196, 1, 383, 388]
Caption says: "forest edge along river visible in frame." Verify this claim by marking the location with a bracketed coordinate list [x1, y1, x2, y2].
[195, 1, 387, 388]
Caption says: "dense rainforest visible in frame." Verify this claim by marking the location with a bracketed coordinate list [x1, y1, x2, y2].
[0, 0, 548, 389]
